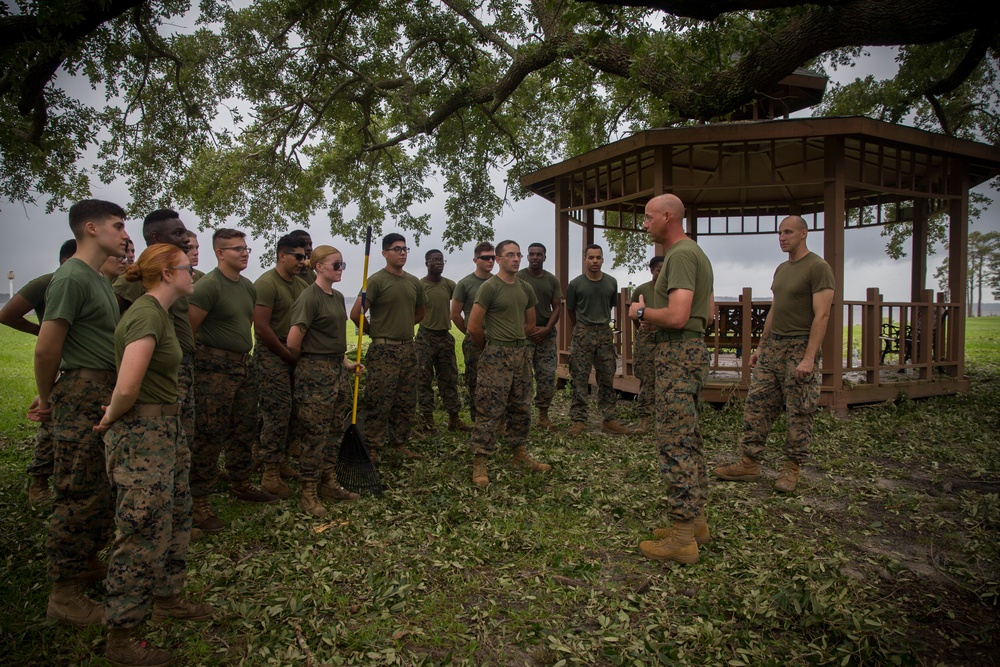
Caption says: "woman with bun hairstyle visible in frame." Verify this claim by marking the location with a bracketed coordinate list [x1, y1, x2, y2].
[287, 244, 363, 517]
[95, 243, 213, 667]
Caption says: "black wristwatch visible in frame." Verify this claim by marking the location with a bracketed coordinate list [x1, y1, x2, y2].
[636, 307, 645, 322]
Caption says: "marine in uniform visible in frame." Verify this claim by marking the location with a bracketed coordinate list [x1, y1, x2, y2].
[516, 243, 563, 431]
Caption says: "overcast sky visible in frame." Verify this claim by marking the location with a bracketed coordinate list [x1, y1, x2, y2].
[3, 48, 999, 304]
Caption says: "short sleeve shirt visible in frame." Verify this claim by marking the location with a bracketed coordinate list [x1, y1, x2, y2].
[190, 268, 256, 353]
[770, 251, 835, 336]
[192, 269, 206, 284]
[44, 259, 119, 371]
[419, 276, 456, 331]
[114, 274, 195, 356]
[364, 269, 425, 340]
[17, 272, 53, 321]
[516, 269, 562, 326]
[474, 276, 536, 342]
[254, 268, 309, 342]
[566, 273, 618, 326]
[115, 294, 181, 404]
[454, 272, 491, 321]
[655, 239, 714, 334]
[290, 283, 349, 355]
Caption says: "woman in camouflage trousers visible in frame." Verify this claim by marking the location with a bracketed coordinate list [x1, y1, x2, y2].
[95, 244, 214, 667]
[287, 245, 364, 517]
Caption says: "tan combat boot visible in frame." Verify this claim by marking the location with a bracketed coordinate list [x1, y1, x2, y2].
[46, 580, 104, 627]
[714, 455, 760, 481]
[472, 454, 489, 487]
[639, 521, 699, 565]
[448, 413, 473, 432]
[192, 496, 224, 533]
[774, 460, 801, 493]
[652, 512, 711, 544]
[511, 445, 551, 473]
[27, 475, 53, 506]
[299, 482, 328, 517]
[151, 595, 215, 622]
[106, 627, 171, 667]
[320, 472, 360, 502]
[279, 459, 299, 480]
[602, 419, 631, 435]
[536, 409, 557, 431]
[567, 422, 586, 437]
[261, 463, 291, 499]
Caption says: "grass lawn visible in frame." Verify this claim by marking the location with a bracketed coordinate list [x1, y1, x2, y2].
[1, 320, 998, 665]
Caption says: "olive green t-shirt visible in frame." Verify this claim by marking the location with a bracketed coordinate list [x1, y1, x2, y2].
[192, 269, 206, 284]
[189, 268, 256, 353]
[44, 259, 119, 371]
[516, 269, 562, 326]
[254, 268, 309, 342]
[770, 251, 835, 337]
[655, 239, 714, 334]
[419, 276, 456, 331]
[454, 272, 491, 320]
[115, 294, 181, 404]
[114, 274, 195, 356]
[566, 273, 617, 326]
[290, 283, 349, 355]
[474, 276, 536, 342]
[629, 280, 655, 308]
[17, 272, 53, 321]
[364, 269, 425, 340]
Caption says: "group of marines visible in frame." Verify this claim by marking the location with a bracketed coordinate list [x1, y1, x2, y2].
[2, 192, 834, 666]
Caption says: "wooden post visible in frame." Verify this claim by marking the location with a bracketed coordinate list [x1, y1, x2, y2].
[947, 159, 969, 380]
[823, 137, 847, 408]
[917, 288, 933, 380]
[863, 287, 881, 386]
[911, 199, 928, 301]
[555, 177, 571, 368]
[740, 287, 753, 387]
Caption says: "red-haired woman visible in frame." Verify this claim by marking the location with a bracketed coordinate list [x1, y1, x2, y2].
[95, 243, 213, 666]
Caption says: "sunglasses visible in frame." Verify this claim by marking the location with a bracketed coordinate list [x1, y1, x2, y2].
[284, 252, 307, 261]
[319, 260, 347, 271]
[477, 255, 496, 261]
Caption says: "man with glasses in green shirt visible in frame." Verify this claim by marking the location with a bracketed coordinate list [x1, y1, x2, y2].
[350, 233, 426, 461]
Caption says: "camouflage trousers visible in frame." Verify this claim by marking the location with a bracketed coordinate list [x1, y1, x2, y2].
[363, 341, 418, 451]
[103, 411, 191, 629]
[527, 327, 558, 410]
[46, 371, 115, 582]
[177, 357, 195, 451]
[415, 328, 462, 415]
[569, 324, 617, 423]
[469, 344, 533, 456]
[256, 346, 298, 466]
[633, 330, 656, 420]
[27, 419, 54, 478]
[462, 336, 483, 417]
[190, 349, 256, 497]
[740, 338, 821, 465]
[655, 338, 709, 523]
[295, 357, 350, 483]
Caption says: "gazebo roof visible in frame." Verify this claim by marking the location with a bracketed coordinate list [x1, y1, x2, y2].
[520, 116, 1000, 235]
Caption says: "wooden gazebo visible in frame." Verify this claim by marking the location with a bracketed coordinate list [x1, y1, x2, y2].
[520, 116, 1000, 414]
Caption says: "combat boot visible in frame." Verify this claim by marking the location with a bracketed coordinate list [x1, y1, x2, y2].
[511, 445, 551, 473]
[261, 463, 291, 499]
[632, 419, 649, 435]
[320, 472, 360, 502]
[536, 409, 557, 431]
[652, 512, 711, 544]
[279, 459, 299, 480]
[191, 496, 224, 533]
[567, 422, 586, 437]
[299, 482, 328, 517]
[106, 627, 171, 667]
[639, 521, 699, 565]
[27, 475, 53, 506]
[151, 596, 214, 622]
[189, 527, 204, 543]
[448, 413, 473, 432]
[47, 580, 104, 627]
[714, 455, 760, 481]
[774, 460, 801, 493]
[472, 454, 489, 487]
[230, 479, 280, 503]
[78, 554, 108, 584]
[602, 419, 631, 435]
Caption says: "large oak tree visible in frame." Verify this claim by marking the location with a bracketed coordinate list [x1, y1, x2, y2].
[2, 0, 998, 249]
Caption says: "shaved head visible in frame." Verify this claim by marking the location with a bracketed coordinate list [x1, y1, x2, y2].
[649, 193, 684, 220]
[781, 215, 808, 232]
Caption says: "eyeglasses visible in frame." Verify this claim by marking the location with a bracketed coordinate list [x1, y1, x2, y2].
[387, 246, 410, 254]
[477, 255, 496, 262]
[501, 252, 523, 259]
[221, 246, 252, 254]
[169, 265, 195, 276]
[284, 252, 307, 261]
